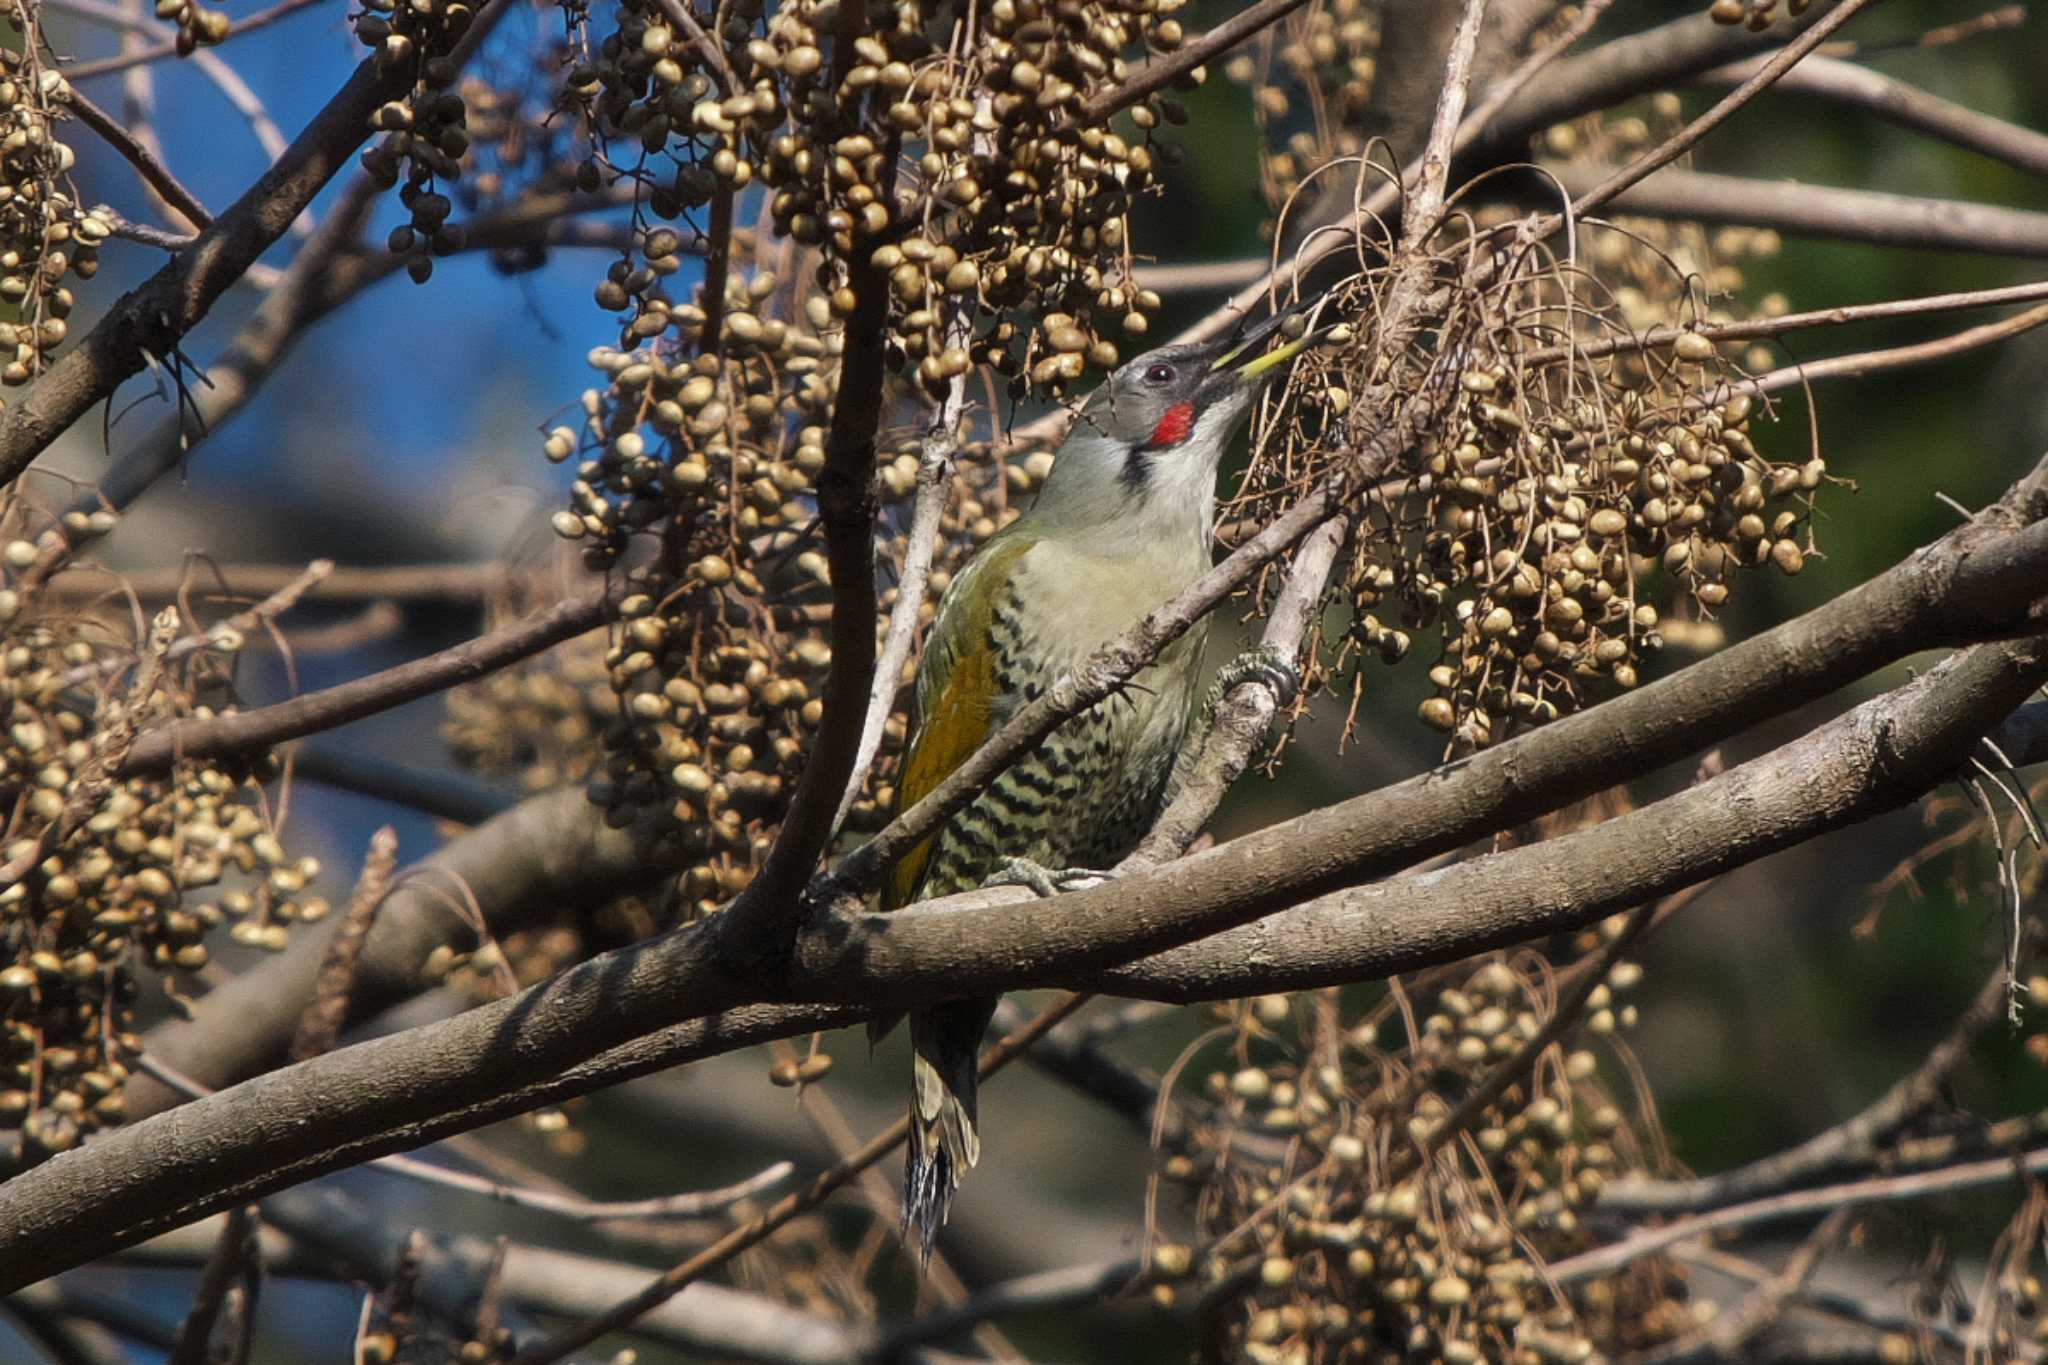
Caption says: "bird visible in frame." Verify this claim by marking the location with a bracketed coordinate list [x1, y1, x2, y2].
[878, 303, 1320, 1259]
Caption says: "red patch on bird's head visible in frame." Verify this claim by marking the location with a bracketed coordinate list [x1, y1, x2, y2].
[1145, 401, 1196, 449]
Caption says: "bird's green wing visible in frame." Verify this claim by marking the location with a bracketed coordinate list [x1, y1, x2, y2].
[882, 531, 1036, 911]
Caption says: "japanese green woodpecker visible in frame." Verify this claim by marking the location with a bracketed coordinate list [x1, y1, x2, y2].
[880, 304, 1318, 1257]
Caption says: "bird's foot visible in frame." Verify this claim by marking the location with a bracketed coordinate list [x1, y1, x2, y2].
[986, 857, 1116, 898]
[1208, 644, 1302, 712]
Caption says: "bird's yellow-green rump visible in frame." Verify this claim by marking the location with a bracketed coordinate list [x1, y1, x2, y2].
[878, 304, 1319, 1258]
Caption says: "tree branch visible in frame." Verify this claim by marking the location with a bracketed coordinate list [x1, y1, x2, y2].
[1078, 0, 1311, 124]
[1548, 164, 2048, 259]
[1700, 51, 2048, 179]
[58, 85, 212, 230]
[116, 589, 610, 776]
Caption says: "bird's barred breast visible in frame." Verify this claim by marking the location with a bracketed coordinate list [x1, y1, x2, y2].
[916, 539, 1207, 897]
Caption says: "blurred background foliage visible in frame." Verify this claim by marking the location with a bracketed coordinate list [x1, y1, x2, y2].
[16, 0, 2048, 1359]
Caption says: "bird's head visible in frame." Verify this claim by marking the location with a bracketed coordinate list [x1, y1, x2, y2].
[1026, 301, 1321, 549]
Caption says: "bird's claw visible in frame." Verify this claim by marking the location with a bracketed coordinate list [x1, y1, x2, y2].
[986, 857, 1115, 898]
[1211, 645, 1302, 709]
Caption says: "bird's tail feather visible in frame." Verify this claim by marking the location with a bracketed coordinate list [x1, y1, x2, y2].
[904, 1000, 993, 1263]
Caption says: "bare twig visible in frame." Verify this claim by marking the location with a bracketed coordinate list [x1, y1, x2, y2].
[1701, 51, 2048, 179]
[1078, 0, 1311, 124]
[58, 86, 212, 230]
[1719, 301, 2048, 403]
[59, 559, 334, 690]
[290, 827, 401, 1063]
[62, 0, 329, 80]
[166, 1204, 256, 1365]
[83, 561, 524, 605]
[1599, 958, 2016, 1216]
[1549, 164, 2048, 260]
[142, 1047, 795, 1224]
[1637, 1208, 1851, 1364]
[1553, 1147, 2048, 1285]
[1526, 280, 2048, 369]
[878, 1258, 1144, 1356]
[831, 373, 966, 837]
[117, 588, 610, 776]
[367, 1153, 796, 1223]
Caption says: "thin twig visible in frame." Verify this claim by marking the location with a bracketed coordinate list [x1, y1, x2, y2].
[1700, 51, 2048, 179]
[117, 588, 611, 776]
[1715, 301, 2048, 404]
[831, 372, 966, 836]
[62, 0, 329, 80]
[1525, 279, 2048, 368]
[59, 559, 334, 690]
[166, 1204, 256, 1365]
[1635, 1208, 1851, 1364]
[290, 827, 401, 1063]
[1599, 957, 2016, 1216]
[1078, 0, 1312, 124]
[1552, 1146, 2048, 1285]
[59, 85, 212, 230]
[366, 1153, 797, 1223]
[877, 1258, 1144, 1356]
[79, 561, 523, 605]
[504, 992, 1093, 1365]
[141, 1049, 797, 1224]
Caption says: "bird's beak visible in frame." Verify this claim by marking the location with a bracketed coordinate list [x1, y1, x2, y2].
[1209, 296, 1324, 382]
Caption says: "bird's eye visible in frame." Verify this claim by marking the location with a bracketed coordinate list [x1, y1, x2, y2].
[1143, 363, 1176, 385]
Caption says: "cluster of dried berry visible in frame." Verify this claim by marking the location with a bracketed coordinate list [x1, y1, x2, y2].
[1707, 0, 1811, 31]
[558, 0, 1189, 397]
[1232, 94, 1815, 749]
[0, 542, 311, 1171]
[1159, 932, 1676, 1363]
[357, 0, 481, 283]
[0, 43, 109, 391]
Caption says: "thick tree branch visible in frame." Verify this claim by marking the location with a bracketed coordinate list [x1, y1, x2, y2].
[1484, 4, 1827, 151]
[1089, 642, 2048, 1000]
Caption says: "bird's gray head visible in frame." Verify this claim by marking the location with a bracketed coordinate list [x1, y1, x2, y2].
[1025, 303, 1317, 551]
